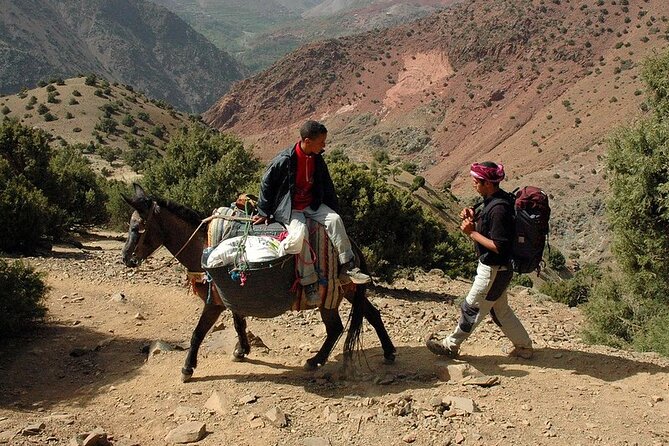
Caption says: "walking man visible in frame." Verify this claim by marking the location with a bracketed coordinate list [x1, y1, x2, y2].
[426, 161, 533, 359]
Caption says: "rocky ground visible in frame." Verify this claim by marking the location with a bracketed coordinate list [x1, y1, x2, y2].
[1, 232, 668, 446]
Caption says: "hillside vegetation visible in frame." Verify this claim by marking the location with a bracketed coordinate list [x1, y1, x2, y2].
[0, 76, 193, 180]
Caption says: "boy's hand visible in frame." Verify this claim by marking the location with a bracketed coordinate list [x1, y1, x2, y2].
[252, 215, 267, 225]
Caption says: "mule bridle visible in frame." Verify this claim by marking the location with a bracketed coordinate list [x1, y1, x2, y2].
[131, 201, 254, 274]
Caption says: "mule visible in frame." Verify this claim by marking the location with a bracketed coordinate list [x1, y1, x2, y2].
[121, 184, 396, 382]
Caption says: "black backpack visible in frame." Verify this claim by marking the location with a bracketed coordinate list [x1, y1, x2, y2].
[511, 187, 551, 273]
[479, 187, 551, 274]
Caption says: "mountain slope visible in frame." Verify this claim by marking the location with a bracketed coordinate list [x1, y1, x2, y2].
[0, 76, 193, 180]
[0, 0, 245, 112]
[202, 0, 669, 262]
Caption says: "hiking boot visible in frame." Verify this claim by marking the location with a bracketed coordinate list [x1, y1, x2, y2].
[506, 346, 534, 359]
[340, 260, 371, 285]
[304, 283, 321, 305]
[425, 334, 459, 358]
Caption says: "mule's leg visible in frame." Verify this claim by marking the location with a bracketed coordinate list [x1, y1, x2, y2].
[182, 303, 223, 382]
[231, 312, 250, 362]
[343, 293, 396, 364]
[362, 298, 396, 364]
[305, 308, 343, 371]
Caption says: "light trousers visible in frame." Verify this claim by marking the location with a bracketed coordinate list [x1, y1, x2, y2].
[290, 204, 354, 285]
[447, 261, 532, 349]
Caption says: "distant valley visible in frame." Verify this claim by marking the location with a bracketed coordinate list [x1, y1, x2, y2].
[149, 0, 460, 72]
[0, 0, 245, 112]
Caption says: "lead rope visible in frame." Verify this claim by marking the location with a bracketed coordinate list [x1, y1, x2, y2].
[135, 213, 253, 274]
[229, 199, 257, 286]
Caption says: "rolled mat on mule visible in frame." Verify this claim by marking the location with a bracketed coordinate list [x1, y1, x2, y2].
[202, 253, 296, 318]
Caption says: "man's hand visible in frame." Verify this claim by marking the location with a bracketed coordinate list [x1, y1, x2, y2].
[252, 215, 267, 225]
[459, 207, 475, 220]
[460, 217, 475, 235]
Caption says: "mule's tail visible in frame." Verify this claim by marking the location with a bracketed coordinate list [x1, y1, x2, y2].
[343, 243, 368, 363]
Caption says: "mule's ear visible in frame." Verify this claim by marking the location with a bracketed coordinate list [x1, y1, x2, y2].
[121, 193, 134, 207]
[133, 183, 147, 199]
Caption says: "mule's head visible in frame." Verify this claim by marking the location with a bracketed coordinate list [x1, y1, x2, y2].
[121, 184, 164, 267]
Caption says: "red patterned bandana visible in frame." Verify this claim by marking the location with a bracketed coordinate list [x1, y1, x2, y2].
[470, 163, 505, 183]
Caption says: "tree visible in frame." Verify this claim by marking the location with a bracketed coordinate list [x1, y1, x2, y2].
[0, 120, 107, 252]
[143, 124, 262, 213]
[0, 260, 48, 337]
[584, 50, 669, 356]
[327, 157, 474, 278]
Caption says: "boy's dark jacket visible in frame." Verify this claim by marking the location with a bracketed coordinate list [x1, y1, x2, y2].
[257, 144, 339, 225]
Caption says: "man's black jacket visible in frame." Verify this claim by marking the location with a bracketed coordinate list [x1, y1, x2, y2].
[256, 144, 339, 225]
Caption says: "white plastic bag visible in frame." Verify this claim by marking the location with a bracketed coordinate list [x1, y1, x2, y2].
[204, 235, 280, 268]
[277, 218, 306, 256]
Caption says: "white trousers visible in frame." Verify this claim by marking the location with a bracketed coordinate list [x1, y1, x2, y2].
[289, 204, 354, 285]
[447, 261, 532, 349]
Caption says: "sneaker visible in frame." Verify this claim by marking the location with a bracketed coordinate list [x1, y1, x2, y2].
[304, 283, 321, 305]
[340, 260, 371, 285]
[425, 335, 459, 358]
[507, 346, 534, 359]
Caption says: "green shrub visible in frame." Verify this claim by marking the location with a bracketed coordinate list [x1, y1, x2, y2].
[48, 146, 108, 226]
[123, 143, 159, 173]
[122, 114, 135, 127]
[95, 117, 117, 134]
[582, 277, 637, 347]
[84, 74, 97, 86]
[328, 158, 475, 278]
[143, 124, 261, 213]
[1, 105, 10, 115]
[103, 180, 134, 231]
[0, 260, 48, 337]
[0, 120, 107, 251]
[547, 248, 566, 269]
[151, 125, 164, 138]
[410, 175, 426, 192]
[511, 274, 534, 288]
[97, 145, 121, 163]
[539, 264, 601, 307]
[0, 174, 56, 252]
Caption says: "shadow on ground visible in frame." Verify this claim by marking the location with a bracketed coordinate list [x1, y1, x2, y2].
[0, 323, 151, 411]
[369, 284, 457, 303]
[466, 347, 669, 382]
[183, 343, 669, 397]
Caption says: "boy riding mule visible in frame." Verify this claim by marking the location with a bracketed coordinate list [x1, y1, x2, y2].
[252, 120, 371, 306]
[121, 184, 396, 382]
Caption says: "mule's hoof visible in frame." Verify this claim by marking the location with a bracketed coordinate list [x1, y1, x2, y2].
[304, 359, 321, 371]
[181, 368, 193, 383]
[232, 347, 248, 362]
[383, 354, 396, 364]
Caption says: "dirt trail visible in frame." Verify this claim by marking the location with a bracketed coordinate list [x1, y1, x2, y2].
[1, 233, 668, 445]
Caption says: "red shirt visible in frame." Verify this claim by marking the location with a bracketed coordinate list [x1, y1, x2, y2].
[293, 142, 315, 210]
